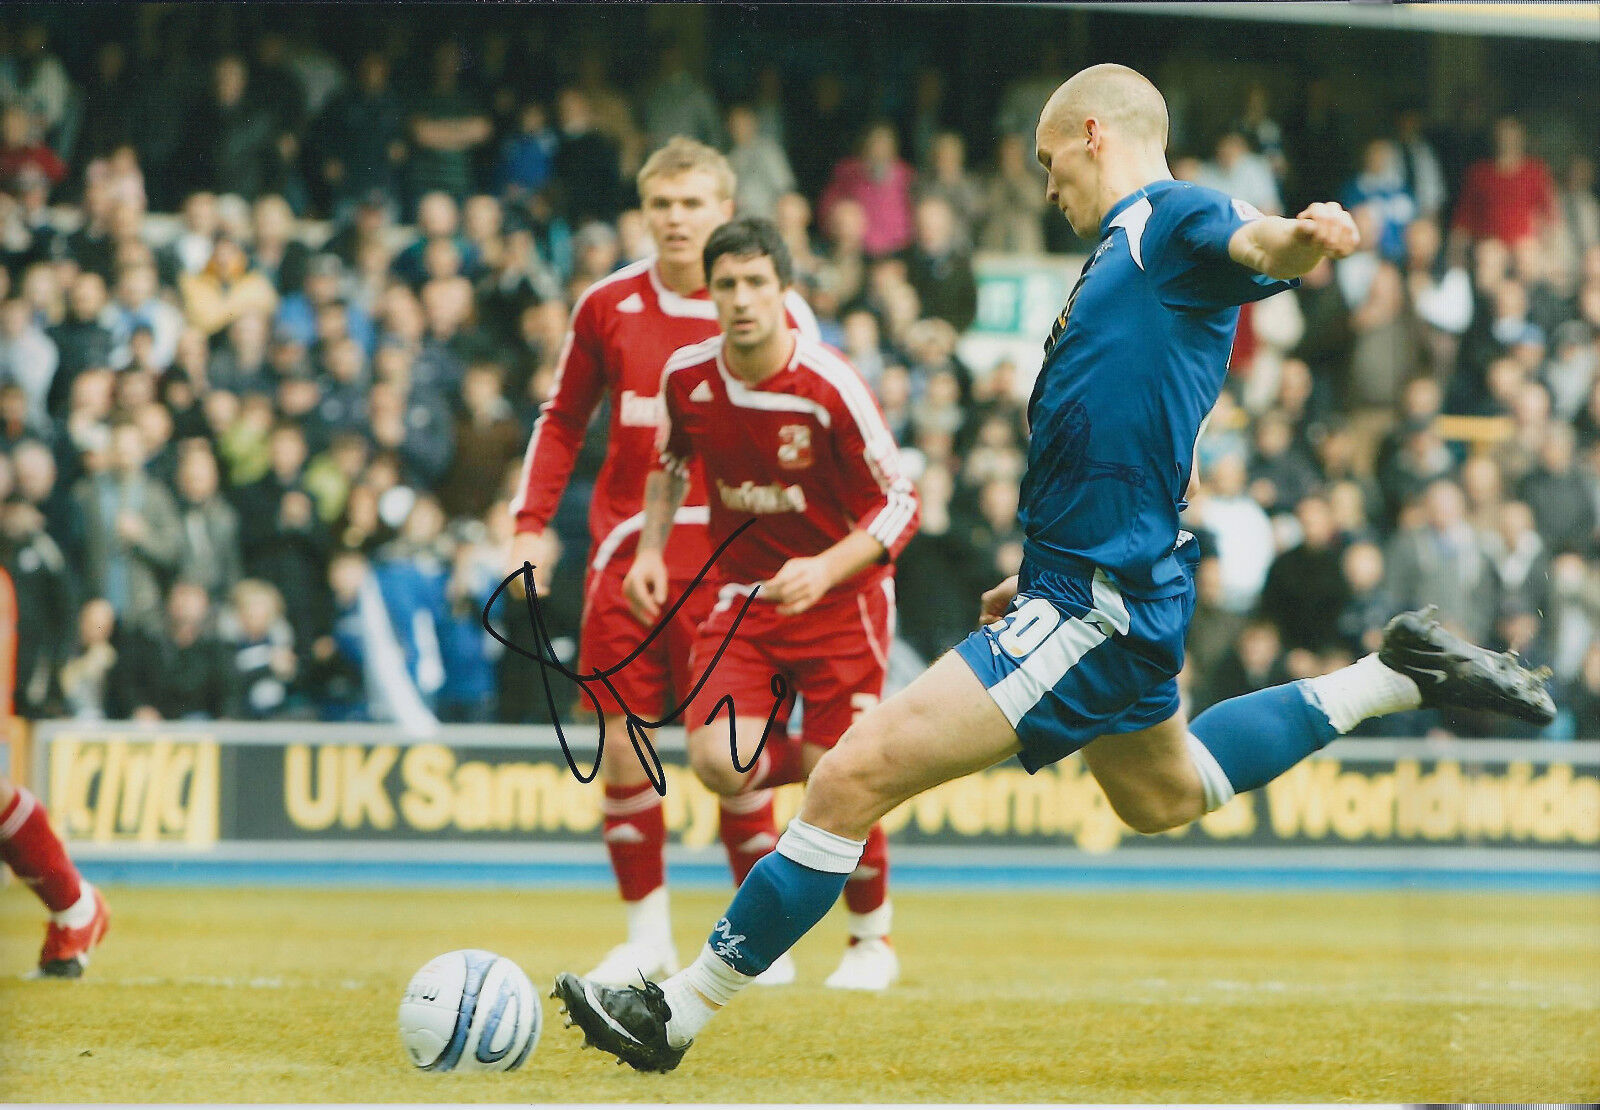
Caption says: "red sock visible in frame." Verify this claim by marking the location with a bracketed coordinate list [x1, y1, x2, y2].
[843, 822, 889, 916]
[601, 783, 666, 903]
[751, 733, 808, 788]
[717, 790, 778, 886]
[0, 787, 84, 913]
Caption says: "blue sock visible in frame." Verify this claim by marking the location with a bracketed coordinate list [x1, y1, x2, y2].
[705, 820, 862, 976]
[1189, 680, 1339, 796]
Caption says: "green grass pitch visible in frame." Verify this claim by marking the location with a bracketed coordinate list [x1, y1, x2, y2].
[3, 885, 1597, 1102]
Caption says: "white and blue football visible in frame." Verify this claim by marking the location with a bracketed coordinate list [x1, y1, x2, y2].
[398, 949, 540, 1072]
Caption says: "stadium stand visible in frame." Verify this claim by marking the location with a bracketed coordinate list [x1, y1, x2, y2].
[0, 7, 1596, 743]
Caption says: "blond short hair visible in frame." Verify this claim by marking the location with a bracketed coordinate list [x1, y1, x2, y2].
[637, 136, 736, 200]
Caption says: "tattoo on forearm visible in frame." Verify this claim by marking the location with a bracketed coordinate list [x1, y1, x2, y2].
[642, 469, 687, 551]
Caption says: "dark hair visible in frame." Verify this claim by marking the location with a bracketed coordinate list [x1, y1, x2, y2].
[702, 217, 794, 288]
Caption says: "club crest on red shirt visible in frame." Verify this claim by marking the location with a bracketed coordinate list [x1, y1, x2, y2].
[777, 424, 813, 470]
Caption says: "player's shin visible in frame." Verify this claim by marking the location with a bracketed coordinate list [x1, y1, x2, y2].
[659, 818, 863, 1045]
[0, 786, 88, 915]
[1187, 655, 1421, 807]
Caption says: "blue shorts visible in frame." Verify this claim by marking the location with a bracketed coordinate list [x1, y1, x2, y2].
[953, 536, 1199, 773]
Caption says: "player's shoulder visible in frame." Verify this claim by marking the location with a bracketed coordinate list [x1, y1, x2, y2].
[571, 258, 655, 318]
[790, 335, 877, 408]
[660, 334, 723, 387]
[1148, 180, 1264, 226]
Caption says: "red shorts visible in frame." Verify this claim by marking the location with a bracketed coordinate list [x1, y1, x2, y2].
[688, 576, 895, 749]
[577, 561, 717, 719]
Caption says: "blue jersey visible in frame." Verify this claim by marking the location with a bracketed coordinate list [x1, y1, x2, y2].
[1020, 180, 1296, 599]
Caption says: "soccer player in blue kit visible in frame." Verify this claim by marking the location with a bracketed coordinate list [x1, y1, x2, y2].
[554, 64, 1557, 1072]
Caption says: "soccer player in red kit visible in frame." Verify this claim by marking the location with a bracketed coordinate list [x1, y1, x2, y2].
[0, 569, 109, 977]
[507, 139, 818, 985]
[623, 217, 918, 990]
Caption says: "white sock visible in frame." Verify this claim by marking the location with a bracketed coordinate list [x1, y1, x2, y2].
[662, 944, 753, 1047]
[1184, 735, 1236, 814]
[1302, 654, 1423, 735]
[626, 885, 672, 948]
[847, 899, 892, 941]
[51, 881, 96, 928]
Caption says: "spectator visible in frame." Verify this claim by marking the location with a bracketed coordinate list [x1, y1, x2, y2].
[233, 421, 330, 647]
[312, 50, 407, 214]
[251, 194, 311, 296]
[1518, 424, 1596, 554]
[1231, 83, 1287, 182]
[497, 101, 559, 203]
[640, 41, 721, 153]
[188, 55, 277, 200]
[789, 72, 859, 201]
[0, 497, 72, 715]
[1186, 452, 1273, 613]
[0, 104, 67, 193]
[161, 192, 220, 282]
[1185, 554, 1250, 713]
[407, 40, 493, 203]
[1196, 131, 1282, 217]
[902, 196, 978, 333]
[1208, 620, 1290, 706]
[551, 88, 623, 227]
[59, 598, 119, 719]
[724, 103, 795, 221]
[1402, 217, 1473, 377]
[71, 421, 180, 631]
[1385, 479, 1498, 644]
[1482, 500, 1550, 618]
[1550, 156, 1600, 295]
[110, 580, 235, 720]
[820, 121, 916, 259]
[46, 273, 114, 416]
[223, 577, 298, 719]
[109, 260, 183, 370]
[1452, 115, 1555, 249]
[179, 233, 280, 337]
[0, 297, 58, 423]
[916, 132, 984, 247]
[1393, 108, 1447, 221]
[435, 363, 522, 521]
[373, 494, 451, 711]
[1341, 139, 1416, 263]
[1257, 493, 1348, 652]
[979, 135, 1047, 255]
[76, 42, 136, 162]
[1336, 540, 1393, 658]
[174, 440, 243, 604]
[1247, 409, 1319, 514]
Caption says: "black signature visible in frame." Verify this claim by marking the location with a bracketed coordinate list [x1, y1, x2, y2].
[481, 518, 791, 797]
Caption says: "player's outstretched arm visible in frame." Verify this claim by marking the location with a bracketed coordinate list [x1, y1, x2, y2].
[623, 468, 688, 623]
[1227, 201, 1360, 281]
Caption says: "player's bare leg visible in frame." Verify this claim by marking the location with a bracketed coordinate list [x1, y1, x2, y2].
[1085, 609, 1557, 835]
[1, 774, 110, 978]
[586, 717, 678, 985]
[552, 653, 1020, 1070]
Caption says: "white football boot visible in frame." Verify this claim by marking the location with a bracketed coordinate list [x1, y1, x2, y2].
[585, 939, 680, 986]
[751, 951, 796, 986]
[823, 937, 899, 990]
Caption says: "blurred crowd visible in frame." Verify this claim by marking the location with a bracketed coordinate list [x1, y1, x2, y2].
[0, 19, 1597, 738]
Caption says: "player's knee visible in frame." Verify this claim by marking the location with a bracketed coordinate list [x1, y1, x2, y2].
[1106, 790, 1195, 835]
[686, 728, 747, 796]
[803, 739, 893, 833]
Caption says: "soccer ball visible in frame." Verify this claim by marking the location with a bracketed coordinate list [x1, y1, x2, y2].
[398, 949, 541, 1071]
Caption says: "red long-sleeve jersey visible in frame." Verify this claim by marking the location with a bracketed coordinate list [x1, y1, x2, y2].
[656, 333, 919, 592]
[510, 258, 817, 580]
